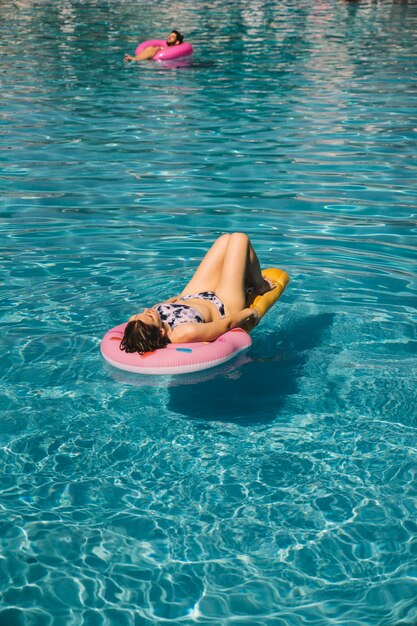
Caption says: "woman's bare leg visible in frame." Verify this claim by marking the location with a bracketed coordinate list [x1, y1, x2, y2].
[215, 233, 270, 314]
[179, 234, 231, 296]
[245, 241, 271, 294]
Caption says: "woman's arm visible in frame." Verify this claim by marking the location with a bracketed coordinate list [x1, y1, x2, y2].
[170, 308, 259, 343]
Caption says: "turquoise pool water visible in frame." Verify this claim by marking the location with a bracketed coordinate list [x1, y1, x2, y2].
[1, 0, 417, 623]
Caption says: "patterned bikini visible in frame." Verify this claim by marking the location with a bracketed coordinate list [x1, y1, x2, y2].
[154, 291, 226, 331]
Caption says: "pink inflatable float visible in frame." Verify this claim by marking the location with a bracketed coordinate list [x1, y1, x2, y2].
[135, 39, 193, 61]
[100, 268, 290, 376]
[101, 326, 251, 375]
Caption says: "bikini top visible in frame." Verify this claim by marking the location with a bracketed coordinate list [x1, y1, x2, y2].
[154, 303, 204, 331]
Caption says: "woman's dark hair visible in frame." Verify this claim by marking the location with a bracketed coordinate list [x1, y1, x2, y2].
[120, 320, 170, 354]
[171, 30, 184, 44]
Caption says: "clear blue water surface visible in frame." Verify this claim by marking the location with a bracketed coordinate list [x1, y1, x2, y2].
[1, 0, 417, 624]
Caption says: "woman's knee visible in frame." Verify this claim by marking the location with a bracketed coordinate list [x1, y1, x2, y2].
[216, 233, 231, 244]
[213, 232, 248, 246]
[229, 232, 250, 248]
[230, 232, 248, 240]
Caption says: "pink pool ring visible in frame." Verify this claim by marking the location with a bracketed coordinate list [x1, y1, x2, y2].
[101, 325, 251, 375]
[135, 39, 193, 61]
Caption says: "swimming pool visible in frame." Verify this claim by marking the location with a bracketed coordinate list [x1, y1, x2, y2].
[1, 0, 416, 623]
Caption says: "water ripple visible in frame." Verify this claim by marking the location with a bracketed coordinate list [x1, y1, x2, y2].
[1, 0, 417, 623]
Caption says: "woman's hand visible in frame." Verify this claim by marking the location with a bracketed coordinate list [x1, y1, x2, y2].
[236, 307, 260, 331]
[248, 308, 260, 326]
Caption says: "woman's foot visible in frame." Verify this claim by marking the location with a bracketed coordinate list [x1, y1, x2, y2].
[254, 277, 276, 296]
